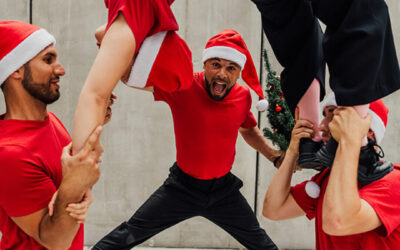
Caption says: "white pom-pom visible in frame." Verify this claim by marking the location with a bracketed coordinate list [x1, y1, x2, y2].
[256, 99, 269, 112]
[305, 181, 320, 199]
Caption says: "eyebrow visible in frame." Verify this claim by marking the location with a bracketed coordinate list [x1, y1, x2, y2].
[229, 62, 240, 68]
[44, 52, 57, 58]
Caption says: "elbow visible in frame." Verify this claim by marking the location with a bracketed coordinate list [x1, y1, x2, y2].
[262, 209, 283, 221]
[40, 239, 72, 250]
[322, 213, 347, 236]
[262, 201, 282, 221]
[262, 208, 276, 220]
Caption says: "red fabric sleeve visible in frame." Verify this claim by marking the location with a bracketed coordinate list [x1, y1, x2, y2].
[105, 0, 178, 55]
[240, 88, 257, 128]
[241, 110, 257, 128]
[153, 85, 172, 103]
[290, 170, 329, 220]
[359, 169, 400, 236]
[0, 146, 56, 217]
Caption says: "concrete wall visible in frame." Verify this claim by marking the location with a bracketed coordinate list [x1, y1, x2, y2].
[1, 0, 399, 249]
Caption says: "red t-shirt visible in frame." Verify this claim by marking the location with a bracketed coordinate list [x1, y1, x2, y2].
[104, 0, 178, 55]
[291, 165, 400, 250]
[0, 112, 83, 250]
[154, 72, 257, 179]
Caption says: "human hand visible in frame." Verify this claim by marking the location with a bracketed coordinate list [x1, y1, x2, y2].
[103, 93, 117, 125]
[329, 107, 372, 145]
[287, 107, 314, 156]
[61, 126, 104, 192]
[48, 191, 58, 217]
[65, 189, 93, 224]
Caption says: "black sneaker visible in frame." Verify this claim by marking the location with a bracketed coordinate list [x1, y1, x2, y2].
[298, 138, 325, 170]
[315, 138, 338, 168]
[357, 138, 392, 185]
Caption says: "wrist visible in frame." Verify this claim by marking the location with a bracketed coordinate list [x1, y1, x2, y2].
[58, 181, 86, 203]
[273, 154, 281, 167]
[338, 136, 362, 149]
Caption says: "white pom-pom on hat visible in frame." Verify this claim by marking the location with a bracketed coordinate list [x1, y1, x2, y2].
[305, 181, 320, 199]
[256, 99, 269, 112]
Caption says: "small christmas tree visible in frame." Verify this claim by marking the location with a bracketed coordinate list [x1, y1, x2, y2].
[262, 50, 295, 151]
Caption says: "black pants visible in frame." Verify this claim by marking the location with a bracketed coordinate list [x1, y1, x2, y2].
[93, 163, 277, 250]
[252, 0, 400, 113]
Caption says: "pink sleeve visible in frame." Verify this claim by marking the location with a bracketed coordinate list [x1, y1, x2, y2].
[0, 146, 55, 217]
[359, 169, 400, 236]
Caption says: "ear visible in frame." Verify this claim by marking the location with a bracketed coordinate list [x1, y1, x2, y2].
[8, 65, 25, 81]
[367, 129, 376, 142]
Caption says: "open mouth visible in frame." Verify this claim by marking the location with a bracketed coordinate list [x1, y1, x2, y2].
[212, 81, 227, 95]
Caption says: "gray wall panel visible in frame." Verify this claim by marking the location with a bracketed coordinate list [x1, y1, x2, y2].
[0, 0, 399, 249]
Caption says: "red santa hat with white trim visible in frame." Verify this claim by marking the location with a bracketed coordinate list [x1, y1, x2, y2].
[202, 30, 268, 110]
[125, 31, 193, 92]
[0, 20, 55, 85]
[368, 99, 388, 145]
[322, 92, 388, 144]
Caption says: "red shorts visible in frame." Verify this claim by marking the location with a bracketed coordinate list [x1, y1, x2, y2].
[104, 0, 178, 55]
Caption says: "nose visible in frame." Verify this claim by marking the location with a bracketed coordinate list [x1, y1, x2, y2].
[216, 67, 228, 80]
[54, 62, 65, 76]
[318, 118, 329, 133]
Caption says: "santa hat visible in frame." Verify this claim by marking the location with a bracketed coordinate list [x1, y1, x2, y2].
[126, 31, 193, 92]
[368, 99, 388, 144]
[321, 92, 337, 110]
[202, 29, 264, 101]
[322, 92, 388, 144]
[0, 20, 55, 85]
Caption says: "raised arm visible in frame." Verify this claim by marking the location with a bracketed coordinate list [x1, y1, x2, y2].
[72, 14, 135, 154]
[12, 127, 103, 249]
[239, 126, 279, 163]
[262, 109, 312, 220]
[322, 107, 381, 236]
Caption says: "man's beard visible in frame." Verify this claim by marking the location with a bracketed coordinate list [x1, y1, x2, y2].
[22, 64, 60, 104]
[205, 78, 233, 101]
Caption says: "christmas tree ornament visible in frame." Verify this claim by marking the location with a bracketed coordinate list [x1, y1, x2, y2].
[305, 181, 320, 198]
[262, 50, 295, 154]
[256, 99, 269, 112]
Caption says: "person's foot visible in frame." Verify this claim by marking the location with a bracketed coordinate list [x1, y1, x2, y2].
[315, 138, 338, 168]
[298, 138, 325, 170]
[357, 138, 390, 185]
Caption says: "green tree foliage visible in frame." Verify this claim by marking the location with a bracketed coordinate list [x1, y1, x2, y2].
[262, 50, 295, 151]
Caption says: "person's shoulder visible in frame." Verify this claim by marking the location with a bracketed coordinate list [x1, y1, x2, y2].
[0, 144, 32, 169]
[362, 165, 400, 191]
[47, 111, 68, 131]
[235, 83, 251, 93]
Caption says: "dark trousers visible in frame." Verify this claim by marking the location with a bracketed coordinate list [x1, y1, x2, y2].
[252, 0, 400, 113]
[93, 163, 277, 250]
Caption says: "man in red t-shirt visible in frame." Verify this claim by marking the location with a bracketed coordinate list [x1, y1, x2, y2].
[93, 30, 279, 250]
[262, 96, 400, 249]
[0, 21, 107, 250]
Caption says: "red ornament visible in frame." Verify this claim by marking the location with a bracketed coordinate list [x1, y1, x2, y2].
[280, 92, 284, 99]
[275, 105, 282, 112]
